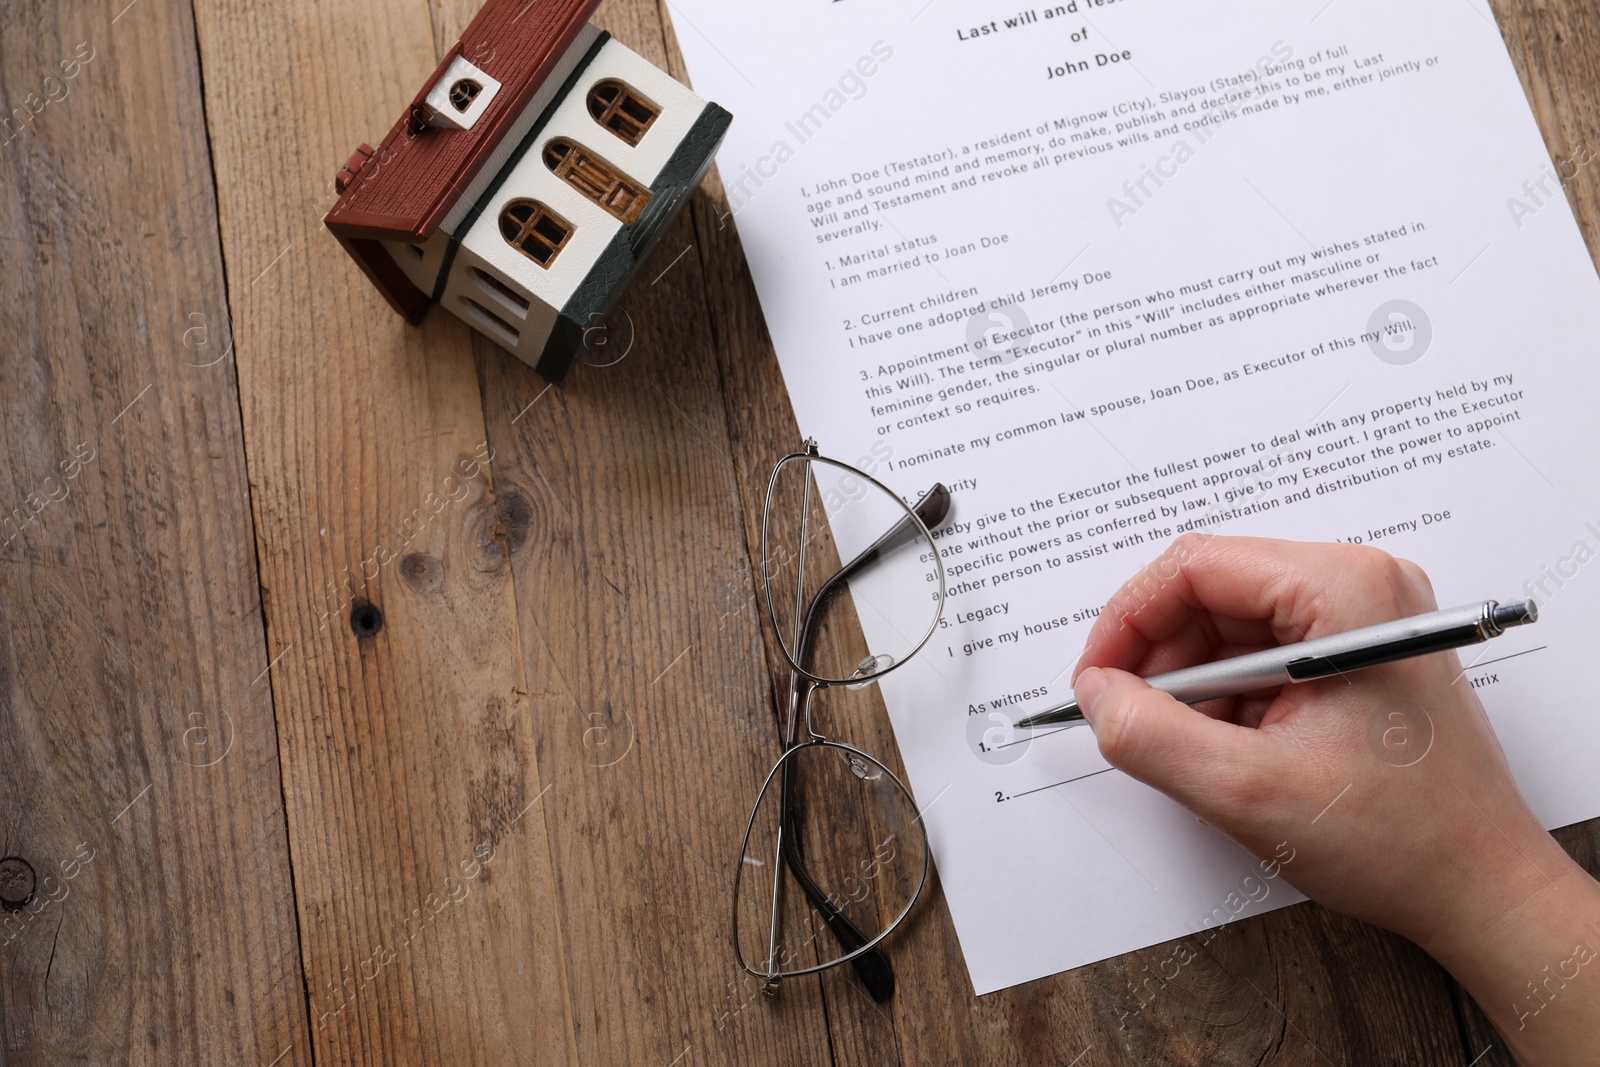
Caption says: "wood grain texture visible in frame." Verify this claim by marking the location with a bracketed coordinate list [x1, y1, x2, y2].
[449, 0, 846, 1060]
[188, 0, 575, 1063]
[4, 0, 1594, 1063]
[0, 1, 308, 1064]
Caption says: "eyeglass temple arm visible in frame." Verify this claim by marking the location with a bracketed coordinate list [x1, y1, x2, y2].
[836, 483, 952, 586]
[789, 482, 953, 679]
[911, 481, 954, 530]
[776, 768, 896, 1000]
[783, 481, 952, 739]
[776, 677, 895, 1000]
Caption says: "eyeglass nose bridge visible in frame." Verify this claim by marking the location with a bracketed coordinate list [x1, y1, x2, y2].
[790, 674, 826, 744]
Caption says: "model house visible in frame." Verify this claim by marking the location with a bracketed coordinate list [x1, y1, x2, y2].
[323, 0, 730, 379]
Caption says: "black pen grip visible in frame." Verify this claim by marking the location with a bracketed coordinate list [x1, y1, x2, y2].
[1284, 620, 1488, 679]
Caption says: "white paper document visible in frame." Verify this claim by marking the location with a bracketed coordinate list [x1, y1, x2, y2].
[671, 0, 1600, 993]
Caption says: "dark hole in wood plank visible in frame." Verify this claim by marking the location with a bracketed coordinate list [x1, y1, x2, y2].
[350, 602, 383, 638]
[0, 857, 36, 911]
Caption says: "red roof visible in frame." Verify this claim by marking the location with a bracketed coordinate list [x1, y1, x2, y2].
[325, 0, 601, 245]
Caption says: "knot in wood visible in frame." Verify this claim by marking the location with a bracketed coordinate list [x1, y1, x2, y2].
[0, 857, 36, 910]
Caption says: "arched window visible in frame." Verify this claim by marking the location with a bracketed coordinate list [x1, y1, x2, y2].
[448, 78, 482, 112]
[586, 79, 659, 146]
[499, 200, 571, 266]
[542, 140, 652, 224]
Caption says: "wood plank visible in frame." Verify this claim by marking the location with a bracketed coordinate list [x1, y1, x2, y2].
[428, 0, 848, 1060]
[0, 2, 308, 1064]
[473, 218, 841, 1066]
[188, 0, 577, 1063]
[1492, 0, 1600, 266]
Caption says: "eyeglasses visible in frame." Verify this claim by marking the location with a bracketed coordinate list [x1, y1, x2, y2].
[731, 440, 950, 1002]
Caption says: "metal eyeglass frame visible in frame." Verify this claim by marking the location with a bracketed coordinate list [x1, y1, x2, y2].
[731, 440, 951, 1002]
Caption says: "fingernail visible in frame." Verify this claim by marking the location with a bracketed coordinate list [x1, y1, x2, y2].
[1074, 667, 1109, 725]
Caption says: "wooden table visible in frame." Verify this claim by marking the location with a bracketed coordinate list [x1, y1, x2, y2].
[3, 0, 1597, 1063]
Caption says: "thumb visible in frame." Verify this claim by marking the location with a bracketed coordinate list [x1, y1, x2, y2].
[1073, 666, 1275, 820]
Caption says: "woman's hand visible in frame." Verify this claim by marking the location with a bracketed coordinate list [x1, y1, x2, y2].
[1072, 534, 1600, 1065]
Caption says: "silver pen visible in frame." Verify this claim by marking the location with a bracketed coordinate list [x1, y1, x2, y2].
[1013, 599, 1539, 729]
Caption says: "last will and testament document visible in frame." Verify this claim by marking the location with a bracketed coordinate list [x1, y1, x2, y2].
[670, 0, 1600, 993]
